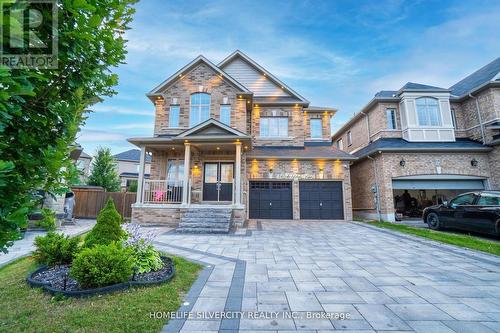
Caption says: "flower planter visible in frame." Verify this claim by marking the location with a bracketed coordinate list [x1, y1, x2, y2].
[27, 256, 174, 298]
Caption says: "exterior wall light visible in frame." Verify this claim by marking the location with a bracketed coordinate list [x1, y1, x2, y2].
[269, 168, 273, 173]
[471, 159, 478, 167]
[399, 159, 406, 167]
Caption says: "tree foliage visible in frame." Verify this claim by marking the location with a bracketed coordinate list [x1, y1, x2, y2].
[84, 198, 124, 248]
[87, 147, 120, 191]
[0, 0, 138, 252]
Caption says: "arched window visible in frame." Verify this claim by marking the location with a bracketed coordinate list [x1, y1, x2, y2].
[190, 93, 211, 127]
[416, 97, 441, 126]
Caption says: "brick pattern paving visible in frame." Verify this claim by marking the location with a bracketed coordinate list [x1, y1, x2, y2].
[155, 221, 500, 333]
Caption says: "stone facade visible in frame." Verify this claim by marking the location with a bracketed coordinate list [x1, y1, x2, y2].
[131, 205, 181, 227]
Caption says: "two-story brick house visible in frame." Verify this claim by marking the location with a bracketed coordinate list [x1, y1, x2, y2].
[128, 51, 355, 230]
[332, 57, 500, 222]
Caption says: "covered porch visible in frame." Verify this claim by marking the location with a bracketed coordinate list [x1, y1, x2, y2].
[127, 119, 251, 226]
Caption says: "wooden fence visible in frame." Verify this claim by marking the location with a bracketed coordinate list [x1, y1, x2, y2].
[72, 187, 136, 219]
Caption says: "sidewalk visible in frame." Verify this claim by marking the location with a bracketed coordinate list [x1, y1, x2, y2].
[0, 219, 96, 268]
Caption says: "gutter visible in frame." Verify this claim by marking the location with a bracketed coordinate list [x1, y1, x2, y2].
[469, 93, 487, 144]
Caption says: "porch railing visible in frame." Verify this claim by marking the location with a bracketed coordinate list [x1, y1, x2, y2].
[142, 180, 182, 204]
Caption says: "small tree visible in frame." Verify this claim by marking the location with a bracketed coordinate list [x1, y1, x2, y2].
[127, 180, 138, 192]
[84, 198, 124, 248]
[87, 147, 120, 192]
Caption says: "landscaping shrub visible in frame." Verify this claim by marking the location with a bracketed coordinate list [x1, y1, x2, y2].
[123, 223, 163, 274]
[84, 198, 125, 248]
[33, 232, 79, 266]
[70, 243, 133, 288]
[36, 208, 57, 231]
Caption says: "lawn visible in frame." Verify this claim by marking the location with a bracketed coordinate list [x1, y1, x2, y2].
[0, 255, 202, 333]
[364, 221, 500, 256]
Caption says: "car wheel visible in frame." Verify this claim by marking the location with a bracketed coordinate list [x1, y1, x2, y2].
[426, 212, 442, 230]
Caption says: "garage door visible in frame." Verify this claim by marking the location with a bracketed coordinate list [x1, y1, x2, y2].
[300, 181, 344, 220]
[249, 181, 292, 219]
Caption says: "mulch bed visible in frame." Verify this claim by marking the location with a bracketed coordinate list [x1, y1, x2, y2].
[27, 257, 174, 297]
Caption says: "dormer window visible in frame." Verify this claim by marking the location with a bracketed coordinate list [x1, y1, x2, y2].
[190, 93, 211, 127]
[310, 118, 322, 138]
[416, 97, 441, 126]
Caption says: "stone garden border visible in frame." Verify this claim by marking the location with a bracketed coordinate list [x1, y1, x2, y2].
[26, 256, 175, 298]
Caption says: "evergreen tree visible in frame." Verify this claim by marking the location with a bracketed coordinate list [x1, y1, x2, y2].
[87, 147, 121, 192]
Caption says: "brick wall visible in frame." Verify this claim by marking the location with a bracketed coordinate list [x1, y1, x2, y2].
[251, 105, 305, 146]
[488, 146, 500, 189]
[154, 63, 247, 135]
[244, 159, 352, 220]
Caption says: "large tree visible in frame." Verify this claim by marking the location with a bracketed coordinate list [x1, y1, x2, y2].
[0, 0, 137, 252]
[87, 147, 120, 192]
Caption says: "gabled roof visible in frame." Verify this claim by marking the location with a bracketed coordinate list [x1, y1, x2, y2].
[449, 57, 500, 98]
[176, 118, 250, 139]
[79, 151, 92, 159]
[114, 149, 152, 162]
[399, 82, 449, 93]
[218, 50, 309, 105]
[147, 55, 250, 100]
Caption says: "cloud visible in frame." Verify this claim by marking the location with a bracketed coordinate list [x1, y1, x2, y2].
[90, 104, 154, 116]
[77, 129, 127, 143]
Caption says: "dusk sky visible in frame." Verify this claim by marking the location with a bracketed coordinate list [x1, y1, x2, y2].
[78, 0, 500, 155]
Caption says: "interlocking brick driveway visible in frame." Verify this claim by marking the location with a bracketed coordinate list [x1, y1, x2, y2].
[154, 221, 500, 333]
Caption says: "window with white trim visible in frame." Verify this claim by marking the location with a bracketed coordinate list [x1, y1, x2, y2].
[337, 138, 343, 150]
[310, 118, 322, 138]
[220, 105, 231, 125]
[169, 105, 180, 128]
[416, 97, 441, 126]
[347, 131, 352, 146]
[190, 93, 210, 127]
[260, 117, 288, 137]
[386, 108, 397, 129]
[451, 108, 457, 129]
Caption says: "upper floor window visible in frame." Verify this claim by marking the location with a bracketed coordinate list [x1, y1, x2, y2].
[169, 105, 180, 128]
[337, 138, 344, 150]
[416, 97, 441, 126]
[220, 105, 231, 125]
[386, 108, 397, 129]
[347, 131, 352, 146]
[310, 118, 322, 138]
[260, 117, 288, 137]
[451, 108, 457, 129]
[190, 93, 210, 127]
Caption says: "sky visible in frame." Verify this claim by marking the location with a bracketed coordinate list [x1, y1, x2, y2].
[78, 0, 500, 155]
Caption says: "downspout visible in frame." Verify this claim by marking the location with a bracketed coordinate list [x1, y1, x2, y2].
[361, 111, 371, 143]
[367, 155, 382, 222]
[469, 93, 486, 144]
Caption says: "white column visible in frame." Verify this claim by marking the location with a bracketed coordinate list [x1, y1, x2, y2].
[182, 143, 191, 205]
[235, 142, 242, 205]
[136, 146, 146, 204]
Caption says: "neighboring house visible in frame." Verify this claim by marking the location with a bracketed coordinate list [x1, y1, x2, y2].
[76, 151, 92, 182]
[113, 149, 151, 191]
[332, 57, 500, 222]
[128, 50, 355, 226]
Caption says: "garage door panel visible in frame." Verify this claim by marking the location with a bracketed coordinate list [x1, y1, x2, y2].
[249, 181, 292, 219]
[300, 181, 344, 220]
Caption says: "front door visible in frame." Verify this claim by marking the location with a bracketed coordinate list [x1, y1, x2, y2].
[203, 162, 234, 202]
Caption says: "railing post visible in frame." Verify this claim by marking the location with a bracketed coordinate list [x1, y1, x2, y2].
[182, 143, 191, 205]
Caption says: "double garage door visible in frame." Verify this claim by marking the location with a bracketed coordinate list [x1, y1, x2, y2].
[249, 181, 344, 220]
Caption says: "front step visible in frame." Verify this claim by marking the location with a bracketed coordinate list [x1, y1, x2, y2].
[176, 208, 232, 234]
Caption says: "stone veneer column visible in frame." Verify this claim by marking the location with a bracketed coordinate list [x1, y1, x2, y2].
[182, 143, 191, 205]
[235, 142, 242, 205]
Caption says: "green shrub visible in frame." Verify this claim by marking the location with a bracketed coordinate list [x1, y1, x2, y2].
[33, 232, 79, 266]
[70, 243, 133, 288]
[36, 208, 57, 231]
[130, 242, 163, 274]
[84, 198, 125, 248]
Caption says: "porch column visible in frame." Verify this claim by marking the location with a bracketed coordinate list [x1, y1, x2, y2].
[182, 142, 191, 205]
[135, 145, 146, 204]
[235, 142, 242, 205]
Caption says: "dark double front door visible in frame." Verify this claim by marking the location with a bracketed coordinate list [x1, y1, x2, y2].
[203, 162, 233, 202]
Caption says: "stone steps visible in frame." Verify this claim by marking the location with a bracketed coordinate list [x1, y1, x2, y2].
[177, 208, 232, 234]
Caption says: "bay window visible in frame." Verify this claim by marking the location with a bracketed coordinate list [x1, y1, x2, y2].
[416, 97, 441, 126]
[310, 118, 322, 138]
